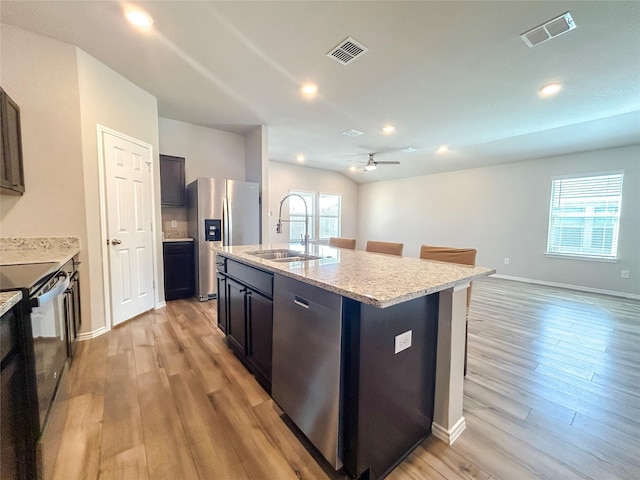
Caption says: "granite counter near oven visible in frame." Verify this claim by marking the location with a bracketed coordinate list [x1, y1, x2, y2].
[0, 236, 81, 267]
[0, 291, 22, 316]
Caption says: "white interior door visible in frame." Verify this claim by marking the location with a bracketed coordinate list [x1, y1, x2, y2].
[102, 130, 155, 327]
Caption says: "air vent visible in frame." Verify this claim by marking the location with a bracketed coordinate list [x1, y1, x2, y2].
[327, 37, 368, 65]
[342, 129, 364, 137]
[521, 12, 576, 47]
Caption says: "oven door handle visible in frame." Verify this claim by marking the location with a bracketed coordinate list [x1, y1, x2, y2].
[32, 271, 70, 308]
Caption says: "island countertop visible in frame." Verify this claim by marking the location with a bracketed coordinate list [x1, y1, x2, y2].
[216, 244, 495, 308]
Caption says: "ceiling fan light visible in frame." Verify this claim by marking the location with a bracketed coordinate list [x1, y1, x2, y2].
[364, 164, 377, 171]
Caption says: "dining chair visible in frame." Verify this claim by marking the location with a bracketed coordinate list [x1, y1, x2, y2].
[420, 245, 477, 376]
[365, 240, 404, 256]
[329, 237, 357, 249]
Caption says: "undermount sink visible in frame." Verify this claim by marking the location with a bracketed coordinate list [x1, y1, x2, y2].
[247, 249, 322, 262]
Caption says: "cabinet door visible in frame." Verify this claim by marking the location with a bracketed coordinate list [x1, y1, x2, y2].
[159, 155, 185, 206]
[216, 273, 228, 333]
[246, 290, 273, 386]
[163, 243, 195, 300]
[226, 278, 247, 355]
[0, 89, 25, 194]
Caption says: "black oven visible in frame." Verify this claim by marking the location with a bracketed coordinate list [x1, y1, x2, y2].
[0, 259, 74, 479]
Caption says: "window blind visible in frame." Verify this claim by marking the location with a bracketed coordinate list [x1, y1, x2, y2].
[547, 173, 623, 259]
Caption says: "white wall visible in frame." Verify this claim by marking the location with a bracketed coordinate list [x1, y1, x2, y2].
[358, 145, 640, 296]
[0, 25, 91, 322]
[76, 49, 162, 331]
[158, 117, 245, 183]
[245, 126, 269, 243]
[268, 161, 358, 245]
[0, 24, 163, 334]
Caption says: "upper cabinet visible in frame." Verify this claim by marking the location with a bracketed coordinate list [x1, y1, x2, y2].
[0, 88, 25, 195]
[160, 154, 185, 207]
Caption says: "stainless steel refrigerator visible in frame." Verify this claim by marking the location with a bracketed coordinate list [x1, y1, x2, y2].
[187, 178, 260, 300]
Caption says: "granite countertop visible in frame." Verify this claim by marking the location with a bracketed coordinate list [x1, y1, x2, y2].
[163, 237, 194, 242]
[0, 291, 22, 316]
[217, 244, 495, 308]
[0, 237, 80, 267]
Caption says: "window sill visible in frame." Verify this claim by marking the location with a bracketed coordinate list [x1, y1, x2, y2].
[544, 253, 619, 263]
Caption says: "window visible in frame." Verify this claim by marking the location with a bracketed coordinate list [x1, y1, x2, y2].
[289, 191, 341, 242]
[547, 172, 623, 259]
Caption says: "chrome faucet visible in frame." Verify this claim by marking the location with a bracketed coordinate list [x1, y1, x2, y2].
[276, 193, 310, 253]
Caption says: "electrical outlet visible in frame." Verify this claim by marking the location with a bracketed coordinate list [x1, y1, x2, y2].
[171, 220, 177, 228]
[504, 257, 510, 265]
[621, 270, 630, 279]
[394, 330, 412, 354]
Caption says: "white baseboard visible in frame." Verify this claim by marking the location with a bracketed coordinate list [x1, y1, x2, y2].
[492, 274, 640, 301]
[432, 416, 466, 445]
[77, 326, 108, 341]
[155, 300, 166, 309]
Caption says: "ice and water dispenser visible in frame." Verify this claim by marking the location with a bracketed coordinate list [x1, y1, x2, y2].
[204, 219, 221, 241]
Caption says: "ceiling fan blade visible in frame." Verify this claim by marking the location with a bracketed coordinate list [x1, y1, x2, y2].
[375, 161, 400, 165]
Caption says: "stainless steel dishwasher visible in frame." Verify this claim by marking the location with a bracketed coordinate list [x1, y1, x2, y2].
[272, 274, 344, 469]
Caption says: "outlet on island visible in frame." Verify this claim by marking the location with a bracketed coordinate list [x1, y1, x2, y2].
[171, 220, 177, 228]
[394, 330, 412, 354]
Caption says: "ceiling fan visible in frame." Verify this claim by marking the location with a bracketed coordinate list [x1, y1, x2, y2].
[362, 153, 400, 171]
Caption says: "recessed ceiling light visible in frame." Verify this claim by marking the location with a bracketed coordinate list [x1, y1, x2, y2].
[125, 8, 153, 29]
[436, 145, 449, 154]
[301, 84, 318, 97]
[296, 155, 305, 162]
[401, 147, 417, 153]
[539, 83, 563, 97]
[382, 125, 395, 134]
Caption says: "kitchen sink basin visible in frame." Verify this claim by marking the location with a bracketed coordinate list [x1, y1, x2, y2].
[247, 249, 322, 262]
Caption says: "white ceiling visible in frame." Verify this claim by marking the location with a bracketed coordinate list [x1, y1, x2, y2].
[2, 1, 639, 184]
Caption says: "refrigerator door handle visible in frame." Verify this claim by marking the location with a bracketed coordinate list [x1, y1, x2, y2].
[223, 196, 231, 245]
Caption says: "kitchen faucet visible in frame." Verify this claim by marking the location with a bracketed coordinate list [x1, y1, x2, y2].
[276, 193, 310, 253]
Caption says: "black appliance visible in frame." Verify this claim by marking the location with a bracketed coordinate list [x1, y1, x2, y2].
[0, 260, 74, 479]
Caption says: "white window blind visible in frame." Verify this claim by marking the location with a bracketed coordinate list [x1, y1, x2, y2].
[288, 191, 315, 243]
[547, 172, 623, 259]
[318, 194, 341, 240]
[288, 191, 341, 242]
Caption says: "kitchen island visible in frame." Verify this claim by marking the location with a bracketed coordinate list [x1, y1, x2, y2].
[216, 243, 494, 480]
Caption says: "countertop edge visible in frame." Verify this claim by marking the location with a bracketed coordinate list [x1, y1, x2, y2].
[217, 246, 495, 308]
[0, 291, 23, 316]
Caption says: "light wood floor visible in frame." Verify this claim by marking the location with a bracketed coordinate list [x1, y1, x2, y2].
[52, 278, 640, 479]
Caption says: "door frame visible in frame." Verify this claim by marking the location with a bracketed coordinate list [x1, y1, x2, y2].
[96, 124, 162, 331]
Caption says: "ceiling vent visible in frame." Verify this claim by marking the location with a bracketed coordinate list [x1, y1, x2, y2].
[327, 37, 368, 65]
[520, 12, 576, 47]
[342, 128, 364, 137]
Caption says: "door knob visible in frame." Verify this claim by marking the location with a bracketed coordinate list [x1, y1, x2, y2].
[111, 239, 122, 245]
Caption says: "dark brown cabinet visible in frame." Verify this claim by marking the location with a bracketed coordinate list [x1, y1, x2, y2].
[216, 255, 273, 391]
[163, 241, 195, 300]
[1, 304, 31, 479]
[0, 88, 25, 195]
[160, 154, 185, 207]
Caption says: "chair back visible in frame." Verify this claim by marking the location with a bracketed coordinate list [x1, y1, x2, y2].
[366, 240, 404, 256]
[420, 245, 477, 307]
[329, 237, 356, 249]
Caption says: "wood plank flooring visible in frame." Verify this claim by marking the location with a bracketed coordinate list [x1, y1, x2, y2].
[52, 278, 640, 479]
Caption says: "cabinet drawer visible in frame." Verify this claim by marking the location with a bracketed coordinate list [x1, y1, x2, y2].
[163, 242, 193, 255]
[227, 259, 273, 298]
[216, 255, 227, 273]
